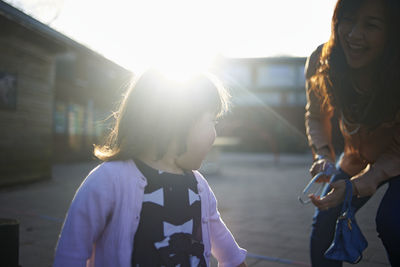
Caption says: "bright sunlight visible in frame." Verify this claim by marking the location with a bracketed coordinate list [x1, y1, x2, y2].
[8, 0, 337, 77]
[108, 0, 222, 79]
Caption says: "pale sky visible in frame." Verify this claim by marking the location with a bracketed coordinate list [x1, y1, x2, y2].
[6, 0, 337, 72]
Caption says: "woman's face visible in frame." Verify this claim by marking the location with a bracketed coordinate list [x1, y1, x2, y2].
[338, 0, 387, 69]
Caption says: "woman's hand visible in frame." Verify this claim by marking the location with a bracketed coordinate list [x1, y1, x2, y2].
[310, 164, 382, 210]
[310, 179, 347, 210]
[309, 157, 335, 183]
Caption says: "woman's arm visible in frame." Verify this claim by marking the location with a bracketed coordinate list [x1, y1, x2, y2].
[352, 126, 400, 196]
[311, 126, 400, 209]
[305, 45, 337, 184]
[305, 45, 335, 161]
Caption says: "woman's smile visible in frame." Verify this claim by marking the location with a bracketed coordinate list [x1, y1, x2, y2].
[344, 39, 368, 61]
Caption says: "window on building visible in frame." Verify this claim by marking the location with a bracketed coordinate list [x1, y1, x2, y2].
[286, 91, 307, 106]
[256, 64, 296, 88]
[261, 92, 281, 106]
[222, 64, 252, 89]
[298, 91, 307, 105]
[287, 92, 298, 106]
[234, 92, 281, 106]
[297, 65, 306, 87]
[54, 102, 67, 134]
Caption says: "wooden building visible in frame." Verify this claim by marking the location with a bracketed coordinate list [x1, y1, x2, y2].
[0, 1, 131, 186]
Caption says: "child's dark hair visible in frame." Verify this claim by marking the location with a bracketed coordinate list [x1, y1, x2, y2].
[94, 69, 230, 161]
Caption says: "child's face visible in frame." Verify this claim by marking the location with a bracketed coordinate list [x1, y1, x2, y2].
[176, 112, 217, 171]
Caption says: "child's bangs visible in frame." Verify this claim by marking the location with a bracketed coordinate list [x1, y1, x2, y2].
[192, 73, 230, 118]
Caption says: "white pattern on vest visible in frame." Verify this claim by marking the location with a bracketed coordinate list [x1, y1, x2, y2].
[142, 188, 164, 206]
[188, 189, 200, 205]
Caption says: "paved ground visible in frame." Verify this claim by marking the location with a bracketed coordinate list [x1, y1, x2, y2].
[0, 152, 390, 267]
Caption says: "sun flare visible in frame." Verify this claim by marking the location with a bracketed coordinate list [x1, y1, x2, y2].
[17, 0, 338, 76]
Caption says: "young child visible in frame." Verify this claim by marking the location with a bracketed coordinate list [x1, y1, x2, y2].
[53, 69, 247, 267]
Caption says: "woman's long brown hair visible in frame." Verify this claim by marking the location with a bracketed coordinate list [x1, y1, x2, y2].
[310, 0, 400, 128]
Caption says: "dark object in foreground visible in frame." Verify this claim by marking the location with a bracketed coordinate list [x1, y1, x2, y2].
[0, 218, 19, 267]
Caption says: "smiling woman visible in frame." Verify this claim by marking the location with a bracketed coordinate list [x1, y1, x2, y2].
[304, 0, 400, 265]
[337, 0, 387, 69]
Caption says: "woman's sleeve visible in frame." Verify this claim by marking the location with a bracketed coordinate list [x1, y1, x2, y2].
[53, 165, 115, 267]
[207, 185, 247, 267]
[304, 45, 334, 158]
[372, 125, 400, 179]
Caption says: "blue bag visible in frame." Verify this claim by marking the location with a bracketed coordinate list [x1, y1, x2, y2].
[324, 179, 368, 264]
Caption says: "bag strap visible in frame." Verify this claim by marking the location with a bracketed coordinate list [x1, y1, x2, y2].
[340, 179, 353, 215]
